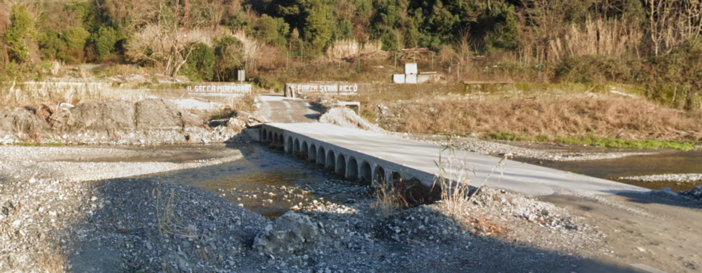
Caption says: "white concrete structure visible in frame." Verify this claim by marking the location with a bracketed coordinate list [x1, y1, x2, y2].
[260, 123, 650, 197]
[405, 63, 418, 75]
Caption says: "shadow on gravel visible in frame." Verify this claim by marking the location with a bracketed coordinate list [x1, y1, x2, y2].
[63, 144, 648, 272]
[301, 208, 650, 273]
[305, 113, 321, 120]
[67, 177, 269, 272]
[614, 191, 702, 210]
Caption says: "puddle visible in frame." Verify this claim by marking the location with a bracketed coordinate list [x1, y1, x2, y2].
[514, 150, 702, 192]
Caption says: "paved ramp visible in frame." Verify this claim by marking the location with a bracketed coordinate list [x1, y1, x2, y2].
[256, 95, 321, 123]
[263, 123, 649, 197]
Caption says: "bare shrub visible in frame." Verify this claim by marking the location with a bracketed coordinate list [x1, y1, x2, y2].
[326, 39, 382, 60]
[232, 30, 262, 70]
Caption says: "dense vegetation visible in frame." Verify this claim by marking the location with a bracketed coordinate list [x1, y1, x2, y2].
[1, 0, 701, 110]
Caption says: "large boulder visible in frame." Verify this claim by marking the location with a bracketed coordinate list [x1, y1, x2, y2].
[0, 108, 50, 135]
[252, 211, 320, 255]
[69, 101, 135, 131]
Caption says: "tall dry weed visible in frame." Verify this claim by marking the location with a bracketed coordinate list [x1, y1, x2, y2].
[370, 181, 408, 218]
[549, 18, 642, 61]
[433, 142, 506, 221]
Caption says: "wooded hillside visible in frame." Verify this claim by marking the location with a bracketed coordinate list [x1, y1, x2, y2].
[1, 0, 701, 110]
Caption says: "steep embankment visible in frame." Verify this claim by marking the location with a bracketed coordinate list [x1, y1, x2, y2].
[0, 99, 257, 145]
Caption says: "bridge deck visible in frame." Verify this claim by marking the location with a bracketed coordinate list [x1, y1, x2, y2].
[264, 123, 648, 197]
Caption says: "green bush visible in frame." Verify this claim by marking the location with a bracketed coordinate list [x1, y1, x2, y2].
[63, 26, 90, 50]
[182, 43, 215, 81]
[5, 5, 35, 63]
[213, 36, 244, 81]
[94, 27, 117, 60]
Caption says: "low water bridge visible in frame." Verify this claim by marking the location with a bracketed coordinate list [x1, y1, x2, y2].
[260, 123, 648, 197]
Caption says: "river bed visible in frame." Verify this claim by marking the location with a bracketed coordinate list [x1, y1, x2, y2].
[138, 144, 367, 218]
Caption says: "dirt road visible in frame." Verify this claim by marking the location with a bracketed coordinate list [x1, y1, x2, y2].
[544, 193, 702, 273]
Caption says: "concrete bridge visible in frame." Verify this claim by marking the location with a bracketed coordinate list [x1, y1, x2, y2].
[260, 123, 649, 197]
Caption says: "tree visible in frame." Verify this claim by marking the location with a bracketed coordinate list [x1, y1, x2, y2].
[644, 0, 674, 57]
[125, 0, 213, 77]
[182, 42, 215, 81]
[63, 26, 90, 50]
[477, 2, 520, 51]
[302, 0, 333, 52]
[255, 14, 288, 46]
[93, 26, 117, 60]
[5, 5, 34, 62]
[213, 35, 244, 81]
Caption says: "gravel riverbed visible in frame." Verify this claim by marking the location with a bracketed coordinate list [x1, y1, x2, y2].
[618, 173, 702, 183]
[0, 145, 637, 273]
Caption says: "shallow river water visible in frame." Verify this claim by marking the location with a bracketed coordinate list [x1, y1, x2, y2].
[514, 150, 702, 192]
[138, 144, 356, 218]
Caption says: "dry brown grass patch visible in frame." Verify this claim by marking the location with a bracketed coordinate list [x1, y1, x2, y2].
[376, 94, 702, 143]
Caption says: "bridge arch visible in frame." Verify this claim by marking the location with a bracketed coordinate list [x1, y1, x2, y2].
[299, 141, 307, 157]
[262, 129, 268, 141]
[374, 166, 386, 187]
[336, 154, 347, 176]
[286, 136, 294, 152]
[317, 146, 326, 166]
[326, 150, 336, 170]
[346, 157, 358, 181]
[360, 161, 372, 185]
[308, 143, 316, 161]
[292, 138, 300, 153]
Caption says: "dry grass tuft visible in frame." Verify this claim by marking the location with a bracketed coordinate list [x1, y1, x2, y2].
[38, 246, 67, 273]
[370, 181, 408, 218]
[155, 181, 198, 239]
